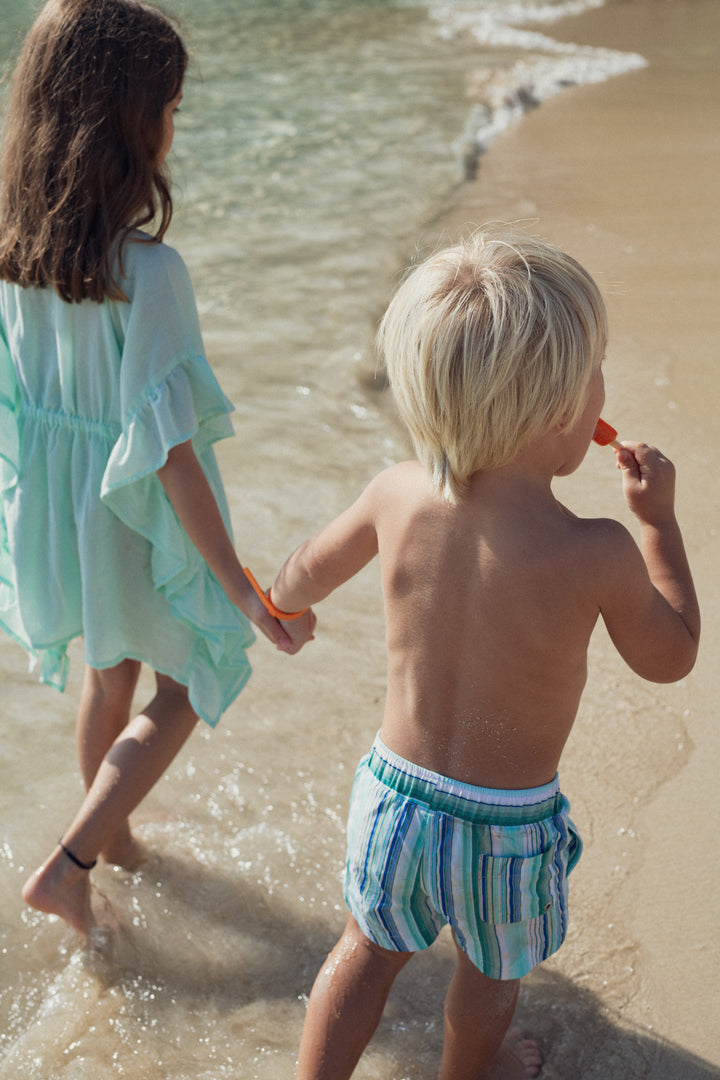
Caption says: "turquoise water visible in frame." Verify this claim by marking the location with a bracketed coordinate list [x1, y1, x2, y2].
[0, 2, 648, 1077]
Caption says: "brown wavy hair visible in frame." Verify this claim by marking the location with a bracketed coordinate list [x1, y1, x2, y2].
[0, 0, 187, 302]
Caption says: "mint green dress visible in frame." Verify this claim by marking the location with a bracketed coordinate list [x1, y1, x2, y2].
[0, 236, 254, 727]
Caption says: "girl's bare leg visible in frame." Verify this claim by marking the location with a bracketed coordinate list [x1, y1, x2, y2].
[22, 672, 199, 936]
[76, 659, 142, 867]
[296, 915, 413, 1080]
[440, 941, 542, 1080]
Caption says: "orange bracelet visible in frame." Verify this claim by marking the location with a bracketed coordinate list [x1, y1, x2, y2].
[243, 567, 309, 621]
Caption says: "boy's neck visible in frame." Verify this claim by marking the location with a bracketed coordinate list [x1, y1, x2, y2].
[466, 428, 569, 497]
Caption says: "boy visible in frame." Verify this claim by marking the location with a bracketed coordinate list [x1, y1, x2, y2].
[271, 231, 699, 1079]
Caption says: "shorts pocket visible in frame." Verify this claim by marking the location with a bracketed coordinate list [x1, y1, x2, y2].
[476, 849, 564, 923]
[473, 815, 581, 924]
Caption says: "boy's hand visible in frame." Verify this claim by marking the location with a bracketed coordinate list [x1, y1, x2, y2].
[616, 442, 677, 526]
[278, 608, 317, 655]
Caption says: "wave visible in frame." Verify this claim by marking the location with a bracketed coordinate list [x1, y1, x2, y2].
[427, 0, 647, 172]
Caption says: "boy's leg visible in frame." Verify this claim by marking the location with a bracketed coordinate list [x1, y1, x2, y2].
[76, 660, 142, 867]
[22, 671, 199, 936]
[296, 914, 413, 1080]
[441, 940, 542, 1080]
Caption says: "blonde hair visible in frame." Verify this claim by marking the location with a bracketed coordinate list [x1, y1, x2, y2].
[378, 229, 608, 503]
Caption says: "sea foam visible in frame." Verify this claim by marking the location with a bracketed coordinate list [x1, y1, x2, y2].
[428, 0, 647, 164]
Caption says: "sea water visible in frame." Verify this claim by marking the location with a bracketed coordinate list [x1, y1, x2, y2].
[0, 2, 646, 1077]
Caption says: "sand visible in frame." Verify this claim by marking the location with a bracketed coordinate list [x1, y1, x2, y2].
[416, 0, 719, 1073]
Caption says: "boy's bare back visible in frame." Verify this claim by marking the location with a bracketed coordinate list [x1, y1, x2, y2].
[371, 459, 607, 789]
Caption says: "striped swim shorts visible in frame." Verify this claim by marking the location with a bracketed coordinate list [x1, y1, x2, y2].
[343, 734, 582, 980]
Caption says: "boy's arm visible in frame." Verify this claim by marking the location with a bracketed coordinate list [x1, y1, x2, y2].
[598, 443, 700, 682]
[271, 474, 382, 614]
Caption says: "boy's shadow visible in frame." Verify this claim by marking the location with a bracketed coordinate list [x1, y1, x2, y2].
[91, 851, 720, 1079]
[373, 948, 720, 1080]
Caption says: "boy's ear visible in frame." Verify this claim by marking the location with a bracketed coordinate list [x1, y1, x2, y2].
[554, 401, 584, 434]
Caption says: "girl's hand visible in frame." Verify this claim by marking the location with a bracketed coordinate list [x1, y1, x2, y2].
[242, 589, 294, 652]
[241, 586, 316, 654]
[239, 567, 316, 654]
[616, 442, 677, 527]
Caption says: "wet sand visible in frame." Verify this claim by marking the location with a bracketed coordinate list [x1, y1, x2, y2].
[419, 0, 719, 1073]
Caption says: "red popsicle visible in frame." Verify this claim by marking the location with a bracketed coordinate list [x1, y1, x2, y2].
[593, 417, 623, 450]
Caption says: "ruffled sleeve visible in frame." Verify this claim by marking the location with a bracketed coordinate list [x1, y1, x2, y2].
[100, 242, 254, 725]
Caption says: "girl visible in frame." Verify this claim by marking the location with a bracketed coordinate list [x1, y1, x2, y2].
[0, 0, 315, 937]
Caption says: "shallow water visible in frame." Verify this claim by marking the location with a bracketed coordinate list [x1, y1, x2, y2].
[0, 1, 692, 1077]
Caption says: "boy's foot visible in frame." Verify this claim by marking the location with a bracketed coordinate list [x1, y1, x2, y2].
[22, 844, 96, 937]
[487, 1029, 543, 1079]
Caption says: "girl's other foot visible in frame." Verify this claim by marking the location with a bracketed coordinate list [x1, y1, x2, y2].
[100, 829, 148, 871]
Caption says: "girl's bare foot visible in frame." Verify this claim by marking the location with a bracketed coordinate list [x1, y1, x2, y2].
[487, 1029, 543, 1079]
[100, 829, 148, 871]
[22, 844, 96, 937]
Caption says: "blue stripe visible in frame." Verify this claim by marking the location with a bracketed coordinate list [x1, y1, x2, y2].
[358, 786, 390, 895]
[375, 799, 415, 950]
[437, 813, 453, 919]
[508, 848, 519, 923]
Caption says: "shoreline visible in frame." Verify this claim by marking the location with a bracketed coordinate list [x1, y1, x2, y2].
[417, 0, 719, 1071]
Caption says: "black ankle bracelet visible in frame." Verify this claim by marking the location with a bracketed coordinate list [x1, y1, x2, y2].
[58, 839, 97, 870]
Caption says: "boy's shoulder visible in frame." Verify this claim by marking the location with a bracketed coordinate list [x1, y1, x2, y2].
[373, 460, 426, 487]
[550, 501, 639, 565]
[548, 510, 652, 614]
[362, 460, 432, 508]
[558, 504, 634, 545]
